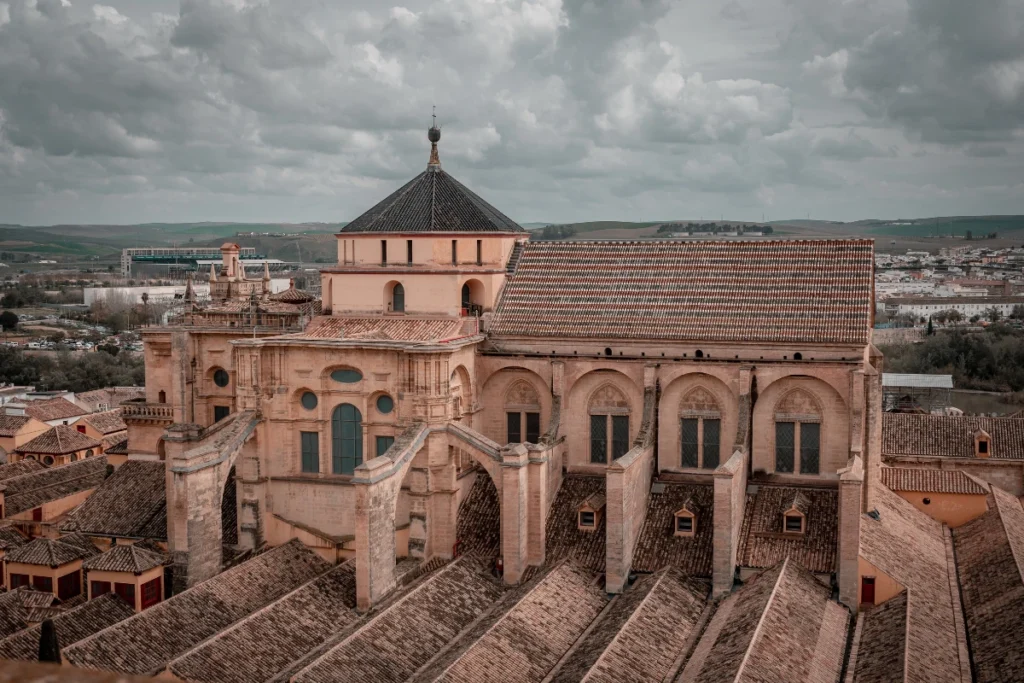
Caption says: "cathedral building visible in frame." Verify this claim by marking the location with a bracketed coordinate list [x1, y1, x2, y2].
[46, 124, 1001, 681]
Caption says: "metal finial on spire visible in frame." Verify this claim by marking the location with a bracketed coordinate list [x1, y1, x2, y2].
[427, 106, 441, 167]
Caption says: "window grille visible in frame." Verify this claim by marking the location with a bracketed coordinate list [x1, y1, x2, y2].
[507, 412, 522, 443]
[590, 414, 607, 463]
[525, 412, 541, 443]
[800, 422, 820, 474]
[703, 419, 721, 469]
[775, 422, 795, 473]
[612, 415, 630, 460]
[681, 418, 699, 468]
[300, 431, 319, 473]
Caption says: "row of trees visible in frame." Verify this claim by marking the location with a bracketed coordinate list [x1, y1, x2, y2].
[656, 222, 772, 234]
[0, 347, 144, 393]
[881, 326, 1024, 391]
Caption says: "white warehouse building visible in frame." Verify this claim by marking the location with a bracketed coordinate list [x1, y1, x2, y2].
[883, 295, 1024, 319]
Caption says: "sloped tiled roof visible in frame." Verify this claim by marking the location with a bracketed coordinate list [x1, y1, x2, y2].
[544, 475, 607, 572]
[293, 558, 504, 683]
[737, 485, 838, 574]
[75, 387, 145, 410]
[490, 239, 874, 345]
[15, 425, 101, 455]
[167, 563, 359, 683]
[632, 482, 714, 576]
[102, 437, 128, 455]
[0, 459, 45, 481]
[0, 524, 28, 551]
[60, 460, 166, 540]
[5, 533, 99, 566]
[0, 593, 134, 661]
[269, 282, 316, 304]
[339, 165, 525, 234]
[953, 486, 1024, 683]
[852, 591, 909, 683]
[0, 588, 48, 639]
[299, 315, 470, 343]
[82, 544, 165, 574]
[0, 414, 34, 437]
[81, 411, 127, 435]
[22, 397, 87, 422]
[551, 567, 709, 683]
[3, 456, 109, 517]
[430, 563, 607, 682]
[881, 467, 989, 495]
[679, 558, 849, 683]
[64, 540, 332, 676]
[455, 473, 500, 557]
[858, 486, 964, 682]
[883, 413, 1024, 459]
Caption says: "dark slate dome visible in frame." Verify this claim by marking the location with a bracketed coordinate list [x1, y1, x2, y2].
[339, 131, 526, 234]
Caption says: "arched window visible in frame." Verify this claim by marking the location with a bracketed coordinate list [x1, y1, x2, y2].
[461, 283, 471, 309]
[589, 383, 630, 464]
[505, 380, 541, 444]
[773, 389, 821, 475]
[331, 404, 363, 475]
[679, 387, 721, 470]
[391, 283, 405, 313]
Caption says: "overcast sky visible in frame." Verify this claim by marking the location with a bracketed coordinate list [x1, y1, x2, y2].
[0, 0, 1022, 225]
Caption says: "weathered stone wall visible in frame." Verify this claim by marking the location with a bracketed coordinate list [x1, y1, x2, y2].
[838, 455, 864, 609]
[605, 442, 654, 593]
[268, 479, 356, 537]
[712, 449, 749, 597]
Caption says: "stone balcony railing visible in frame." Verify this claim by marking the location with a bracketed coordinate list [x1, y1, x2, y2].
[121, 401, 174, 422]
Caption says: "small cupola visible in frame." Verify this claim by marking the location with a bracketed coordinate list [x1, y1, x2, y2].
[674, 496, 697, 537]
[974, 429, 992, 458]
[782, 491, 809, 535]
[577, 493, 606, 532]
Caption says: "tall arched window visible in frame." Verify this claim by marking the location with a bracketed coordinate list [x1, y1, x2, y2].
[679, 386, 721, 469]
[331, 404, 363, 475]
[589, 383, 630, 464]
[505, 380, 541, 444]
[773, 389, 821, 475]
[461, 283, 471, 309]
[391, 283, 405, 313]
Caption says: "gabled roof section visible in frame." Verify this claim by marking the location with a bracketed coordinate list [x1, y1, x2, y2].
[82, 544, 165, 574]
[60, 460, 166, 540]
[81, 410, 127, 435]
[491, 239, 875, 345]
[22, 397, 87, 422]
[881, 467, 989, 495]
[3, 457, 109, 517]
[0, 414, 34, 437]
[339, 166, 525, 234]
[0, 593, 134, 662]
[883, 413, 1024, 459]
[5, 533, 99, 566]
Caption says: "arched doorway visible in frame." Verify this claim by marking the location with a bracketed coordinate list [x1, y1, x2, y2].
[461, 283, 471, 309]
[391, 283, 405, 313]
[332, 404, 363, 475]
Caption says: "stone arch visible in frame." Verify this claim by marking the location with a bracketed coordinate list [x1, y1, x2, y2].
[460, 278, 486, 313]
[659, 373, 738, 472]
[384, 280, 404, 313]
[479, 367, 550, 446]
[752, 374, 849, 476]
[587, 382, 631, 414]
[505, 380, 541, 411]
[450, 365, 473, 424]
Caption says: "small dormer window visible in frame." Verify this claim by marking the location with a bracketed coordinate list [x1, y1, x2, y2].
[974, 429, 992, 458]
[577, 492, 605, 532]
[785, 514, 805, 534]
[674, 498, 697, 537]
[782, 491, 809, 535]
[979, 441, 988, 454]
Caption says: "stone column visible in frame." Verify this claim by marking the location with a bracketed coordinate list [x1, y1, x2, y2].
[863, 366, 883, 511]
[526, 449, 548, 566]
[838, 455, 864, 610]
[353, 457, 401, 612]
[712, 450, 747, 598]
[425, 432, 457, 561]
[500, 444, 530, 584]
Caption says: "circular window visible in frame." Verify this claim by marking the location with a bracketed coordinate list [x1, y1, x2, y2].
[923, 497, 931, 505]
[85, 449, 94, 458]
[213, 369, 230, 387]
[301, 392, 318, 410]
[330, 369, 363, 383]
[376, 395, 394, 414]
[43, 455, 54, 466]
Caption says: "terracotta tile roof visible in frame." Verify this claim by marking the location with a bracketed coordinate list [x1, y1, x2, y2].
[22, 397, 87, 422]
[269, 283, 316, 304]
[101, 437, 128, 455]
[5, 533, 99, 566]
[0, 524, 27, 551]
[431, 563, 607, 682]
[881, 467, 989, 495]
[883, 413, 1024, 459]
[0, 415, 33, 437]
[456, 472, 500, 557]
[680, 558, 848, 683]
[203, 299, 305, 315]
[0, 588, 49, 639]
[82, 544, 165, 574]
[0, 459, 45, 481]
[544, 475, 607, 572]
[60, 460, 166, 540]
[15, 425, 101, 456]
[81, 411, 127, 435]
[491, 239, 874, 345]
[167, 562, 360, 683]
[294, 558, 504, 683]
[0, 593, 134, 662]
[3, 457, 109, 517]
[338, 166, 526, 234]
[858, 486, 963, 682]
[953, 486, 1024, 683]
[299, 315, 469, 343]
[632, 482, 714, 576]
[736, 485, 838, 574]
[75, 387, 145, 411]
[551, 567, 709, 683]
[64, 540, 332, 676]
[851, 592, 908, 683]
